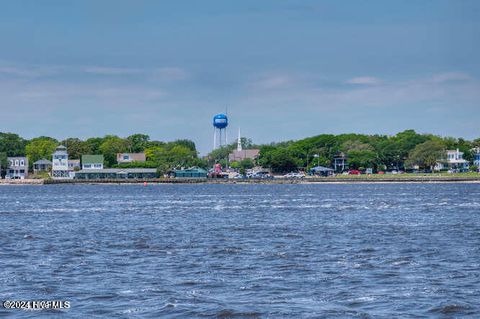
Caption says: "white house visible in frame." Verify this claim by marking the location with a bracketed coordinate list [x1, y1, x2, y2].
[6, 157, 28, 179]
[473, 147, 480, 170]
[435, 149, 469, 172]
[81, 155, 104, 170]
[52, 145, 71, 179]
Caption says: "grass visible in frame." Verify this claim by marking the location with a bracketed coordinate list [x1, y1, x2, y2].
[319, 172, 480, 179]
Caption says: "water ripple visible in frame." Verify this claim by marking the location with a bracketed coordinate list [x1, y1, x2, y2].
[0, 183, 479, 318]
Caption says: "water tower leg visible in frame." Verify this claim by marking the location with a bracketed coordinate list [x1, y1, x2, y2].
[213, 129, 217, 150]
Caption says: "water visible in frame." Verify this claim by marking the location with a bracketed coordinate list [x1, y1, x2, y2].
[0, 183, 479, 318]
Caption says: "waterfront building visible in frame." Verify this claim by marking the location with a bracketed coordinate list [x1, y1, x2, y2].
[67, 159, 80, 178]
[68, 159, 81, 171]
[435, 149, 469, 172]
[74, 168, 157, 180]
[174, 167, 208, 178]
[81, 155, 104, 170]
[52, 145, 71, 179]
[6, 157, 28, 179]
[33, 159, 52, 174]
[116, 153, 146, 164]
[310, 166, 334, 176]
[333, 152, 347, 172]
[228, 149, 260, 162]
[473, 147, 480, 169]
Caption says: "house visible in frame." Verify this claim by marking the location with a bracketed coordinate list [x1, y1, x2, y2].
[228, 149, 260, 162]
[33, 159, 52, 174]
[310, 166, 334, 176]
[52, 145, 71, 179]
[473, 147, 480, 168]
[74, 168, 157, 180]
[81, 155, 104, 170]
[333, 152, 347, 172]
[6, 157, 28, 179]
[173, 167, 207, 178]
[435, 149, 469, 172]
[117, 153, 146, 164]
[68, 159, 81, 171]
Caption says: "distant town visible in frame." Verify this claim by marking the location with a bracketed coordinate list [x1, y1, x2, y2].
[1, 125, 480, 182]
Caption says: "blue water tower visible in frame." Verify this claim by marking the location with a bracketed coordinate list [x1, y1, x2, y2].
[212, 113, 228, 149]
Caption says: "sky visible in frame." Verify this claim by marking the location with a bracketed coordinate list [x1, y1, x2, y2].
[0, 0, 479, 154]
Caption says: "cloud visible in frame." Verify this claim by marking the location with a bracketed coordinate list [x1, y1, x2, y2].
[345, 76, 381, 85]
[242, 72, 480, 113]
[0, 65, 62, 78]
[0, 62, 189, 83]
[13, 83, 166, 103]
[83, 66, 189, 81]
[83, 66, 143, 75]
[431, 72, 472, 83]
[250, 74, 294, 90]
[152, 67, 189, 81]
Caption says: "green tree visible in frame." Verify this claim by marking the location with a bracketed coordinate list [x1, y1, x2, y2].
[145, 144, 198, 170]
[406, 140, 445, 170]
[208, 146, 232, 164]
[189, 157, 209, 169]
[85, 137, 104, 154]
[0, 152, 8, 178]
[171, 139, 197, 153]
[393, 129, 430, 161]
[25, 137, 58, 165]
[167, 145, 196, 166]
[127, 134, 150, 153]
[230, 161, 240, 169]
[0, 132, 27, 156]
[269, 149, 298, 173]
[473, 138, 480, 148]
[240, 158, 254, 169]
[341, 140, 374, 152]
[61, 138, 92, 159]
[347, 150, 378, 170]
[99, 135, 130, 167]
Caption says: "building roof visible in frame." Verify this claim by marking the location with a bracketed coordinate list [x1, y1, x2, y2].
[34, 159, 52, 165]
[7, 156, 27, 160]
[311, 166, 334, 172]
[228, 149, 260, 161]
[116, 153, 146, 161]
[174, 167, 207, 173]
[76, 168, 157, 174]
[53, 145, 68, 155]
[82, 154, 104, 164]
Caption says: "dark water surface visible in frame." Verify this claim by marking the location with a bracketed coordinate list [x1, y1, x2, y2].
[0, 183, 479, 318]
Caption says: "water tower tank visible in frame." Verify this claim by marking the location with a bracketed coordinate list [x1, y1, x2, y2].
[213, 114, 228, 129]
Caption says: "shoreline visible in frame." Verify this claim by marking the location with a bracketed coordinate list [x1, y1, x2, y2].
[2, 176, 480, 185]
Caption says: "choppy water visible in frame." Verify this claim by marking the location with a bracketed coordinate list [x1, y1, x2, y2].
[0, 183, 479, 318]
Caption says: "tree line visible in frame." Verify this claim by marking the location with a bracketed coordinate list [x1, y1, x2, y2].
[0, 133, 206, 174]
[255, 130, 480, 173]
[1, 130, 480, 175]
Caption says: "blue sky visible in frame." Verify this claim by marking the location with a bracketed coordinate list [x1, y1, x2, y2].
[0, 0, 479, 154]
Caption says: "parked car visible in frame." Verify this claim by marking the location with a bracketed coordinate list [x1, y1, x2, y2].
[284, 172, 305, 179]
[348, 170, 361, 175]
[249, 171, 274, 179]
